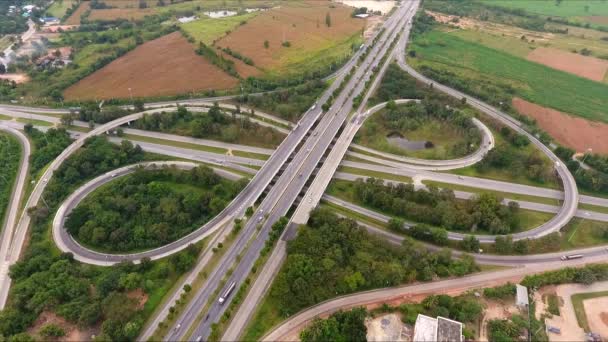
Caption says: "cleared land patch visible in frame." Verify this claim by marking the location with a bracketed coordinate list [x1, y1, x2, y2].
[63, 32, 238, 100]
[513, 97, 608, 154]
[180, 12, 258, 45]
[214, 1, 365, 77]
[64, 1, 89, 25]
[526, 47, 608, 82]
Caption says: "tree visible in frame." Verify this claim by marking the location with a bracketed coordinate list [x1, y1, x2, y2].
[39, 324, 65, 338]
[325, 12, 332, 27]
[0, 64, 6, 74]
[460, 235, 480, 253]
[387, 218, 404, 232]
[60, 113, 74, 127]
[263, 40, 269, 49]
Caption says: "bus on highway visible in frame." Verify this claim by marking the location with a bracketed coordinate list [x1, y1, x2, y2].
[560, 254, 583, 261]
[218, 281, 236, 304]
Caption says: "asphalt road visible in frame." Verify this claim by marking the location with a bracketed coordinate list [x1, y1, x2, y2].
[396, 52, 579, 241]
[168, 4, 418, 340]
[0, 124, 30, 309]
[262, 252, 608, 341]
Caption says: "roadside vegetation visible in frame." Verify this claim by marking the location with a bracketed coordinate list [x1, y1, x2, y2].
[555, 146, 608, 197]
[330, 178, 541, 236]
[355, 99, 482, 160]
[0, 132, 21, 225]
[133, 104, 285, 148]
[0, 136, 202, 341]
[65, 166, 246, 252]
[235, 79, 327, 122]
[242, 209, 479, 341]
[23, 125, 72, 176]
[299, 308, 367, 342]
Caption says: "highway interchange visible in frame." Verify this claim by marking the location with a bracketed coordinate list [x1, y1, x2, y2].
[0, 0, 606, 340]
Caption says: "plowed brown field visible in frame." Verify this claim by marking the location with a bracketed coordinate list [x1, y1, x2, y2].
[513, 97, 608, 154]
[215, 1, 365, 74]
[63, 32, 238, 101]
[526, 47, 608, 82]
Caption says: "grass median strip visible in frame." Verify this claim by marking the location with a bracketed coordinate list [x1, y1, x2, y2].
[336, 165, 412, 183]
[423, 180, 562, 206]
[124, 133, 269, 160]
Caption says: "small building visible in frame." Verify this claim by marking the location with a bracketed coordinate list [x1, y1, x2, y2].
[22, 5, 36, 12]
[355, 13, 370, 19]
[40, 16, 60, 25]
[516, 284, 529, 310]
[413, 314, 463, 342]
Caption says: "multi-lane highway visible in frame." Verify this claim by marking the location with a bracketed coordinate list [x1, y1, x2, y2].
[165, 3, 419, 340]
[0, 124, 30, 309]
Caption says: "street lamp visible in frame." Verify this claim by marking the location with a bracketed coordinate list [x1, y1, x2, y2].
[128, 87, 133, 104]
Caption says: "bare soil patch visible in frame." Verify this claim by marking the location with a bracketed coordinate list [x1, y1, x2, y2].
[127, 288, 149, 309]
[215, 1, 365, 73]
[27, 311, 97, 342]
[513, 97, 608, 155]
[526, 47, 608, 82]
[0, 73, 29, 84]
[64, 31, 238, 100]
[584, 16, 608, 25]
[584, 297, 608, 339]
[64, 1, 90, 25]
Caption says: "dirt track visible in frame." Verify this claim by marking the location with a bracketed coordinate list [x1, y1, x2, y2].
[513, 97, 608, 155]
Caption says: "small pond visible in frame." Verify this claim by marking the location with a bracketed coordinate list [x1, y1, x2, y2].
[386, 132, 430, 151]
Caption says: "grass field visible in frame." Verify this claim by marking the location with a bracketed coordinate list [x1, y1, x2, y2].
[560, 218, 608, 250]
[481, 0, 608, 26]
[215, 1, 365, 78]
[63, 32, 238, 101]
[409, 30, 608, 123]
[355, 107, 479, 160]
[571, 290, 608, 332]
[180, 12, 258, 45]
[45, 0, 77, 18]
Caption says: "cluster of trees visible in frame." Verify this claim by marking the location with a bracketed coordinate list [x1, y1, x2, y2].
[354, 178, 522, 235]
[366, 99, 481, 157]
[483, 283, 516, 299]
[133, 104, 284, 147]
[0, 133, 21, 225]
[23, 124, 72, 175]
[476, 129, 553, 184]
[522, 263, 608, 288]
[75, 103, 131, 124]
[266, 209, 478, 317]
[488, 315, 530, 342]
[196, 42, 239, 78]
[300, 308, 367, 342]
[236, 79, 326, 122]
[221, 47, 254, 66]
[395, 293, 483, 339]
[373, 64, 422, 103]
[0, 135, 202, 341]
[66, 166, 245, 252]
[1, 244, 200, 341]
[554, 146, 608, 194]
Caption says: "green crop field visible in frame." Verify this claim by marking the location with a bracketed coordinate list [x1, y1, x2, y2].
[481, 0, 608, 21]
[409, 30, 608, 123]
[180, 12, 258, 45]
[46, 0, 76, 18]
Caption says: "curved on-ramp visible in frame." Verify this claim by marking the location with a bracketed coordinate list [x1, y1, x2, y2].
[351, 99, 495, 170]
[395, 56, 578, 240]
[52, 161, 243, 266]
[0, 124, 30, 309]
